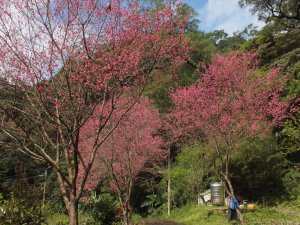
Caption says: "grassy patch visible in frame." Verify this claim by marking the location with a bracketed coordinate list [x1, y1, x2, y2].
[46, 212, 95, 225]
[151, 203, 300, 225]
[164, 205, 230, 225]
[244, 205, 300, 225]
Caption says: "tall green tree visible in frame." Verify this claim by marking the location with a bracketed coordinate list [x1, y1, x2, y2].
[240, 0, 300, 29]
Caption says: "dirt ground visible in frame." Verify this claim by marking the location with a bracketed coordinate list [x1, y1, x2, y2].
[139, 219, 185, 225]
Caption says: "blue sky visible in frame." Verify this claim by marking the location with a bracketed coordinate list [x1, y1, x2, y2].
[182, 0, 265, 35]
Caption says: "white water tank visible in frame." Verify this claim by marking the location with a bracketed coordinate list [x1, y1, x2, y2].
[210, 182, 225, 205]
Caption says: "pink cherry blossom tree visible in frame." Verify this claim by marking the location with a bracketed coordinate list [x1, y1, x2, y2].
[79, 96, 165, 225]
[0, 1, 189, 224]
[167, 52, 289, 221]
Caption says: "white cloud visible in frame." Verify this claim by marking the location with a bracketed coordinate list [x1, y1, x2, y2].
[197, 0, 265, 35]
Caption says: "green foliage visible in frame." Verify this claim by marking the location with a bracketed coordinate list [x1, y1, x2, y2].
[145, 30, 217, 113]
[46, 213, 69, 225]
[262, 30, 300, 72]
[239, 0, 300, 30]
[0, 167, 47, 225]
[283, 166, 300, 201]
[186, 31, 217, 65]
[285, 62, 300, 96]
[44, 170, 67, 214]
[170, 144, 213, 207]
[46, 211, 96, 225]
[141, 194, 163, 214]
[206, 29, 252, 53]
[280, 110, 300, 154]
[130, 213, 143, 224]
[80, 192, 118, 225]
[143, 1, 199, 32]
[0, 193, 45, 225]
[206, 30, 228, 44]
[240, 25, 300, 80]
[217, 33, 246, 53]
[144, 74, 174, 113]
[0, 123, 47, 196]
[134, 176, 169, 217]
[229, 137, 288, 203]
[175, 64, 199, 87]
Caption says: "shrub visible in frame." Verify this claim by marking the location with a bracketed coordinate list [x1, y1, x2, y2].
[283, 166, 300, 202]
[0, 193, 45, 225]
[81, 192, 118, 225]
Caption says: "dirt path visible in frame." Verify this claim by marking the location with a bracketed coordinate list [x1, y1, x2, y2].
[139, 219, 184, 225]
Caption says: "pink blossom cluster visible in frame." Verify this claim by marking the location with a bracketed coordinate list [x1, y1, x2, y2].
[78, 96, 165, 191]
[168, 52, 289, 144]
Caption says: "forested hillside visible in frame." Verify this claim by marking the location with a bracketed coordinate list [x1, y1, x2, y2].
[0, 0, 299, 225]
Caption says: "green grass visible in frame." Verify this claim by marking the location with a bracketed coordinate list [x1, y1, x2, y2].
[46, 212, 95, 225]
[162, 205, 230, 225]
[245, 205, 300, 225]
[153, 203, 300, 225]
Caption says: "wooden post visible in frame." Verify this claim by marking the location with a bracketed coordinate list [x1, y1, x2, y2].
[42, 168, 48, 209]
[167, 146, 171, 216]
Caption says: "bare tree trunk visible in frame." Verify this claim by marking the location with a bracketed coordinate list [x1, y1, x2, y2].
[223, 175, 244, 223]
[122, 208, 130, 225]
[68, 194, 79, 225]
[167, 146, 171, 216]
[236, 205, 244, 223]
[120, 200, 131, 225]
